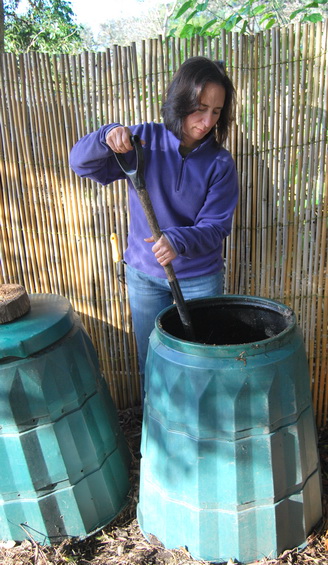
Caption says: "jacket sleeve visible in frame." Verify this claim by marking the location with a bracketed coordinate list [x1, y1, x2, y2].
[163, 156, 239, 259]
[70, 124, 133, 185]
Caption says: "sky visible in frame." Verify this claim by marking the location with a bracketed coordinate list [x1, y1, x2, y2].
[69, 0, 163, 33]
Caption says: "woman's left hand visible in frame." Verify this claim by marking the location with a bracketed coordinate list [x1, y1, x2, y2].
[145, 234, 177, 266]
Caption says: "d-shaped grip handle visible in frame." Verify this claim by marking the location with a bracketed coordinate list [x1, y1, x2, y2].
[113, 135, 146, 191]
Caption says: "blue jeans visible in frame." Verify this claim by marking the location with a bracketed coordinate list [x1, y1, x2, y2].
[126, 264, 224, 380]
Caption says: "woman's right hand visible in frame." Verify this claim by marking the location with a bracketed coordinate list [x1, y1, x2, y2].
[106, 126, 133, 153]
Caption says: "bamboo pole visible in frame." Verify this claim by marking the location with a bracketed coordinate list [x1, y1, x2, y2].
[292, 25, 307, 317]
[52, 55, 77, 300]
[59, 54, 84, 313]
[4, 54, 35, 289]
[239, 34, 248, 292]
[140, 41, 147, 120]
[37, 54, 63, 295]
[278, 25, 294, 302]
[233, 32, 242, 293]
[8, 53, 41, 291]
[224, 32, 238, 293]
[0, 54, 22, 284]
[285, 23, 301, 304]
[320, 166, 328, 425]
[311, 21, 328, 422]
[275, 26, 285, 300]
[245, 35, 254, 294]
[250, 33, 259, 296]
[147, 39, 154, 122]
[127, 47, 135, 125]
[158, 36, 165, 117]
[306, 23, 323, 382]
[254, 31, 264, 295]
[46, 54, 73, 296]
[264, 28, 276, 297]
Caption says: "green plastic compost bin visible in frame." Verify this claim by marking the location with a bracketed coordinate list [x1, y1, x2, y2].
[137, 295, 322, 564]
[0, 294, 131, 545]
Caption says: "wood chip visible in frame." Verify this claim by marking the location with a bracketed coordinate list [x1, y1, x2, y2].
[0, 284, 30, 324]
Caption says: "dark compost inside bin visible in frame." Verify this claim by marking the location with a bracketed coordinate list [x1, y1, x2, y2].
[159, 297, 292, 346]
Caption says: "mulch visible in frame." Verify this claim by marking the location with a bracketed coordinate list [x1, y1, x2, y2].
[1, 408, 328, 565]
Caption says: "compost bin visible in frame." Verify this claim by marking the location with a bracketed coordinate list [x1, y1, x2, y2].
[0, 293, 130, 545]
[137, 295, 322, 563]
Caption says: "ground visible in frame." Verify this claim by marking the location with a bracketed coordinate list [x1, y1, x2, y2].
[1, 409, 328, 565]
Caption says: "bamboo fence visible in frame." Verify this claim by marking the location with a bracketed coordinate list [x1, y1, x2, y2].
[0, 23, 327, 424]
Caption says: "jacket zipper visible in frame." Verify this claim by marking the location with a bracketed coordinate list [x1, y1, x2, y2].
[176, 155, 188, 192]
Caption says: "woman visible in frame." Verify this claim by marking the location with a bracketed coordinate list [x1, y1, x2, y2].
[70, 56, 239, 390]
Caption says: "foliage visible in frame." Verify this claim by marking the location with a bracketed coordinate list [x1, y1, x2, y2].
[168, 0, 328, 37]
[2, 0, 327, 54]
[96, 13, 163, 49]
[83, 3, 173, 51]
[4, 0, 84, 53]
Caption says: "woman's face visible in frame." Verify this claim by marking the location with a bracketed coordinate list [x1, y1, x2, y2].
[182, 82, 226, 149]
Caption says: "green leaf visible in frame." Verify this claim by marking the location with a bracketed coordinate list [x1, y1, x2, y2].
[253, 4, 267, 16]
[260, 12, 275, 23]
[175, 0, 194, 19]
[303, 13, 324, 22]
[186, 9, 198, 22]
[223, 14, 243, 32]
[180, 23, 197, 37]
[303, 2, 320, 7]
[196, 0, 209, 11]
[265, 18, 276, 29]
[290, 8, 303, 19]
[200, 18, 217, 34]
[240, 3, 251, 16]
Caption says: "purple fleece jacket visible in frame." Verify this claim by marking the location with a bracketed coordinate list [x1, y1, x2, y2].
[70, 122, 239, 279]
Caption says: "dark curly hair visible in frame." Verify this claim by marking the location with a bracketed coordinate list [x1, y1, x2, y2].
[161, 56, 236, 147]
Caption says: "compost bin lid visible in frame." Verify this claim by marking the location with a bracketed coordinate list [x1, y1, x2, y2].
[0, 294, 75, 359]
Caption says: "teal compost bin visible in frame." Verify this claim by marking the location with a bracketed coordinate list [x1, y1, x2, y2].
[0, 294, 131, 545]
[137, 295, 322, 564]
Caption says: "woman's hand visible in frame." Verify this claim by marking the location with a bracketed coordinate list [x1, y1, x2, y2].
[145, 234, 177, 266]
[106, 126, 145, 153]
[106, 126, 134, 153]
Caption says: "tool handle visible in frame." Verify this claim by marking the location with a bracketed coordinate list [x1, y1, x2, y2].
[113, 135, 145, 191]
[114, 137, 196, 342]
[136, 189, 179, 284]
[110, 233, 122, 263]
[169, 279, 196, 341]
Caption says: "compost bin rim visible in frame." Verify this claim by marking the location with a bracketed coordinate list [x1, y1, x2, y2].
[154, 294, 297, 357]
[0, 294, 75, 360]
